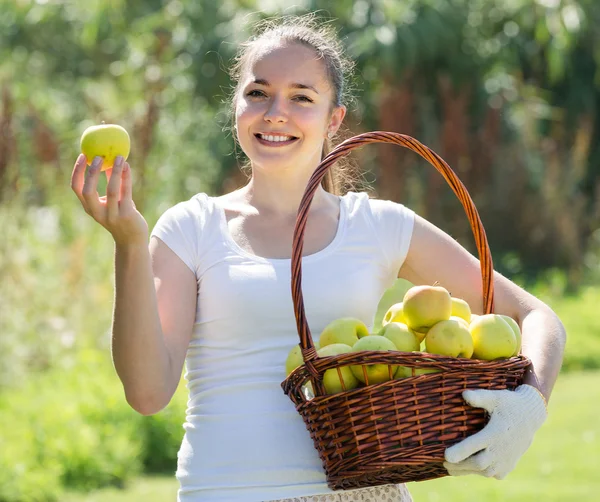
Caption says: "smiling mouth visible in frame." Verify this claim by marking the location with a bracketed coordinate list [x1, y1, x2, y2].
[254, 133, 299, 146]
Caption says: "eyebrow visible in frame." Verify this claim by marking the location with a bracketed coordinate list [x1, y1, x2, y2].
[251, 78, 320, 94]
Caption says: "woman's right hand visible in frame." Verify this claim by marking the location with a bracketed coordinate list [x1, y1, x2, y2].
[71, 154, 149, 247]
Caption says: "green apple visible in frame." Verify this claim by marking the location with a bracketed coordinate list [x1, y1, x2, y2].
[451, 297, 472, 323]
[499, 315, 522, 356]
[424, 319, 474, 358]
[80, 123, 130, 171]
[372, 278, 414, 332]
[379, 322, 420, 379]
[319, 318, 369, 348]
[403, 285, 452, 332]
[379, 322, 420, 352]
[317, 343, 360, 395]
[285, 342, 319, 376]
[470, 313, 480, 324]
[469, 314, 517, 360]
[350, 335, 398, 384]
[396, 367, 441, 378]
[450, 315, 470, 330]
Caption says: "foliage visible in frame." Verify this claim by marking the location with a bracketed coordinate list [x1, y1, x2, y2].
[0, 349, 187, 501]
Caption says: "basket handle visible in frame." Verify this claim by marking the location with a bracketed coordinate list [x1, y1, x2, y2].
[291, 131, 494, 370]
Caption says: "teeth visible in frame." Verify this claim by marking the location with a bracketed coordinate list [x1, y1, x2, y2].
[259, 134, 294, 142]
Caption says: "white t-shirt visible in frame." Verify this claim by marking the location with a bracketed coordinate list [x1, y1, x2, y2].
[150, 191, 415, 502]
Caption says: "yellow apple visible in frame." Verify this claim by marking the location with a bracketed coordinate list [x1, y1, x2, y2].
[372, 278, 414, 332]
[317, 343, 360, 395]
[424, 319, 474, 358]
[411, 327, 428, 343]
[469, 314, 517, 360]
[319, 318, 369, 348]
[80, 123, 130, 171]
[382, 302, 406, 326]
[451, 297, 472, 323]
[470, 313, 480, 324]
[402, 285, 452, 332]
[350, 335, 398, 384]
[499, 315, 522, 356]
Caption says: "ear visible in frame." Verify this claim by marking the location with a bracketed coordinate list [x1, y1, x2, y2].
[326, 105, 347, 138]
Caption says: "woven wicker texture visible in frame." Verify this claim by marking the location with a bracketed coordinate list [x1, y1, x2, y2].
[281, 132, 530, 490]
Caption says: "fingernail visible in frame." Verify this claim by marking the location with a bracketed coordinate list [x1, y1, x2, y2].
[90, 157, 103, 171]
[115, 155, 124, 168]
[76, 153, 85, 165]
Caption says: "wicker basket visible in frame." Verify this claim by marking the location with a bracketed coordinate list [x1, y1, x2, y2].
[281, 131, 530, 490]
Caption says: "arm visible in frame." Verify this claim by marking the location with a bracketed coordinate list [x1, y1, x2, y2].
[71, 154, 196, 415]
[399, 214, 566, 402]
[400, 215, 566, 478]
[111, 237, 196, 415]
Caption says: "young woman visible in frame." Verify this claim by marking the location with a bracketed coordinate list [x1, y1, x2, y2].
[71, 15, 566, 502]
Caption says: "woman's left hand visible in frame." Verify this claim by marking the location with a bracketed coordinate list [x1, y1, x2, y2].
[443, 384, 548, 479]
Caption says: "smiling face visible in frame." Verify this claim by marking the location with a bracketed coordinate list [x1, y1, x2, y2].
[235, 41, 345, 178]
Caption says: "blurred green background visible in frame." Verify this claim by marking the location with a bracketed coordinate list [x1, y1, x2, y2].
[1, 0, 599, 501]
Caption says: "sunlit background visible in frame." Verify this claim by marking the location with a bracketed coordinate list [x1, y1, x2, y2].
[1, 0, 599, 501]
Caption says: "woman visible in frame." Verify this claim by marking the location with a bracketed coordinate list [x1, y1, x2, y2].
[71, 15, 566, 502]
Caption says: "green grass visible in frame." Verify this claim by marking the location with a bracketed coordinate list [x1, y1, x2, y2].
[65, 370, 600, 502]
[407, 370, 600, 501]
[544, 286, 600, 372]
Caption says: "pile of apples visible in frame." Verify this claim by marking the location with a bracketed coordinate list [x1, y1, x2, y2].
[285, 280, 522, 396]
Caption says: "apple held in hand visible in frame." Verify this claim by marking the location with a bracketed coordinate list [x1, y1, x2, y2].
[402, 285, 452, 332]
[469, 314, 517, 360]
[424, 319, 474, 358]
[317, 343, 360, 395]
[80, 123, 130, 171]
[319, 317, 369, 348]
[350, 335, 398, 385]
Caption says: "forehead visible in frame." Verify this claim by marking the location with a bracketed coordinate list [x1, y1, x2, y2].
[243, 41, 331, 91]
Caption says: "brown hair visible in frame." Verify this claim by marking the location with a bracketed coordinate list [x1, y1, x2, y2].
[228, 14, 361, 195]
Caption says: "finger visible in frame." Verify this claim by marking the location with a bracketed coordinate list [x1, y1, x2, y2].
[106, 156, 125, 222]
[444, 429, 491, 464]
[444, 463, 477, 477]
[120, 161, 133, 203]
[443, 450, 493, 472]
[70, 153, 88, 200]
[462, 389, 498, 413]
[81, 156, 104, 217]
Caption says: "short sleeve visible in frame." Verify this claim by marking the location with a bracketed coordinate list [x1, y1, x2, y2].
[366, 198, 415, 275]
[150, 194, 207, 276]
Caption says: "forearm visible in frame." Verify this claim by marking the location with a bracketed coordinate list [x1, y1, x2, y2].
[111, 242, 172, 412]
[520, 306, 566, 404]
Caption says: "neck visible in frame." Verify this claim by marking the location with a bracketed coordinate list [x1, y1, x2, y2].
[238, 168, 333, 217]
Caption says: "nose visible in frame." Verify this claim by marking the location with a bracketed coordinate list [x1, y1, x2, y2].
[263, 95, 287, 124]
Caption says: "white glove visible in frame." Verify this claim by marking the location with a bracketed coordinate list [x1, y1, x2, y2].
[443, 384, 547, 480]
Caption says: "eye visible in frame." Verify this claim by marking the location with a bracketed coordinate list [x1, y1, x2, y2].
[246, 89, 267, 98]
[293, 95, 313, 103]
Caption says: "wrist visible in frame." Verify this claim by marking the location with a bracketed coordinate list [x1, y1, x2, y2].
[518, 384, 549, 419]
